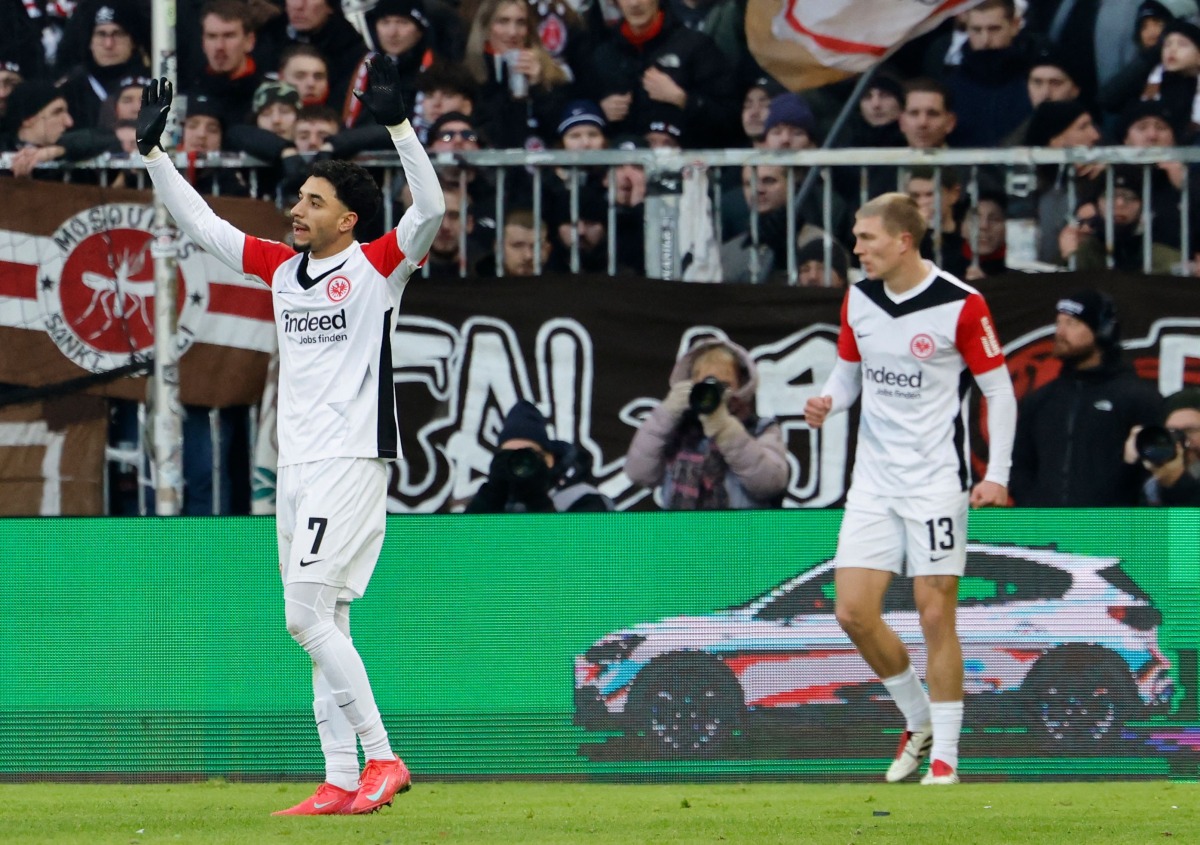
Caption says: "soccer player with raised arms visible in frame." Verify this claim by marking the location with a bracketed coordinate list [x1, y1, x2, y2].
[137, 58, 444, 814]
[804, 192, 1016, 785]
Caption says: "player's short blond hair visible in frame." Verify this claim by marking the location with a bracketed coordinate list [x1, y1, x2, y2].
[857, 192, 927, 244]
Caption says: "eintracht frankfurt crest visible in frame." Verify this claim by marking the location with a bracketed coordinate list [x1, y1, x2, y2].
[35, 203, 208, 372]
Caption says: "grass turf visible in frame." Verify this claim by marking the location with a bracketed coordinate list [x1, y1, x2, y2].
[0, 780, 1194, 844]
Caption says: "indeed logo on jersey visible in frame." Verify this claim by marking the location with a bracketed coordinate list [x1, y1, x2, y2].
[281, 309, 349, 345]
[863, 364, 923, 388]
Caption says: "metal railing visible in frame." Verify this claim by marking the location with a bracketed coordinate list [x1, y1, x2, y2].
[7, 144, 1200, 282]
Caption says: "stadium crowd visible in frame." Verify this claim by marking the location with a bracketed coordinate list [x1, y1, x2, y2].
[6, 0, 1200, 279]
[2, 0, 1199, 513]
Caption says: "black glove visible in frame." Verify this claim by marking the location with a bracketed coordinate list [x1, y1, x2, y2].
[136, 77, 172, 156]
[353, 54, 407, 126]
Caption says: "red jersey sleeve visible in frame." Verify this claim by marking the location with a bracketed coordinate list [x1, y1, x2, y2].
[362, 230, 410, 277]
[956, 292, 1006, 375]
[836, 289, 861, 362]
[242, 236, 295, 286]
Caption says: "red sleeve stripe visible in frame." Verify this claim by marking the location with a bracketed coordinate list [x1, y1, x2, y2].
[957, 292, 1006, 375]
[241, 235, 295, 287]
[362, 231, 407, 277]
[836, 289, 861, 362]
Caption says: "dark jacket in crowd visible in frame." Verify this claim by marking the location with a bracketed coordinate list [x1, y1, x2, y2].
[1144, 464, 1200, 506]
[1010, 355, 1163, 506]
[255, 11, 368, 112]
[585, 9, 739, 147]
[186, 63, 265, 128]
[58, 54, 150, 129]
[470, 50, 570, 150]
[464, 447, 613, 513]
[946, 44, 1033, 148]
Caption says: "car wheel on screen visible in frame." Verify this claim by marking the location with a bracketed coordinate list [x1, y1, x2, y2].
[626, 653, 745, 758]
[1022, 646, 1140, 753]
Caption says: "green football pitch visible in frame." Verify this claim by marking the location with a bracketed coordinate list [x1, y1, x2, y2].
[0, 780, 1194, 844]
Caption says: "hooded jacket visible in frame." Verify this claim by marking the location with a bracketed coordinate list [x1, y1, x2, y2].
[624, 339, 789, 508]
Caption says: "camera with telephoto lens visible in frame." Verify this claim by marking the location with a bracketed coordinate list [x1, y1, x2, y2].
[496, 447, 545, 481]
[1135, 425, 1187, 466]
[689, 377, 728, 415]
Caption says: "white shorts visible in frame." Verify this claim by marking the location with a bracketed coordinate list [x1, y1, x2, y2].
[277, 458, 388, 600]
[834, 487, 969, 577]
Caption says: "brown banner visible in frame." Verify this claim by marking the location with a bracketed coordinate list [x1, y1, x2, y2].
[0, 395, 107, 514]
[387, 270, 1200, 511]
[3, 263, 1198, 514]
[0, 179, 287, 406]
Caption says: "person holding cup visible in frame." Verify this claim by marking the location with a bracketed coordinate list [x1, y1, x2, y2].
[462, 0, 571, 149]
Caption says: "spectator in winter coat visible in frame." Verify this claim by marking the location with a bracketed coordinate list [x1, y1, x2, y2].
[56, 0, 150, 129]
[462, 0, 570, 150]
[624, 338, 789, 509]
[185, 0, 264, 127]
[465, 400, 613, 513]
[255, 0, 367, 113]
[586, 0, 739, 148]
[343, 0, 441, 128]
[1011, 290, 1163, 506]
[945, 0, 1036, 147]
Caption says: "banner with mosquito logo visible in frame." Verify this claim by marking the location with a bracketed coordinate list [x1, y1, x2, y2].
[0, 178, 288, 407]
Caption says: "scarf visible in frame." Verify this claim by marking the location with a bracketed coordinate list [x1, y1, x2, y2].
[620, 10, 665, 49]
[666, 416, 730, 510]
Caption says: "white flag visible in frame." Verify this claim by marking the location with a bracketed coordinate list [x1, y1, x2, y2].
[747, 0, 986, 91]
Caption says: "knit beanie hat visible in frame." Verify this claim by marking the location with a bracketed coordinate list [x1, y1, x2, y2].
[5, 80, 62, 131]
[764, 93, 815, 134]
[1057, 289, 1118, 344]
[1024, 98, 1089, 146]
[498, 400, 564, 454]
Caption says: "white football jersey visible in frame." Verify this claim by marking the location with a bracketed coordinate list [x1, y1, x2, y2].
[243, 234, 413, 467]
[144, 124, 444, 471]
[838, 264, 1006, 497]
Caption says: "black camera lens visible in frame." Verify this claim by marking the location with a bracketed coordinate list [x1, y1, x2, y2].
[689, 377, 728, 415]
[502, 447, 544, 480]
[1135, 425, 1183, 466]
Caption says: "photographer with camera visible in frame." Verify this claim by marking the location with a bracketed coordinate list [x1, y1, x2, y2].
[465, 400, 613, 514]
[624, 339, 789, 510]
[1011, 289, 1163, 507]
[1124, 389, 1200, 506]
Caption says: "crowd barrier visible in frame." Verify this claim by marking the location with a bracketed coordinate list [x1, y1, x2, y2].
[2, 510, 1197, 782]
[8, 145, 1200, 279]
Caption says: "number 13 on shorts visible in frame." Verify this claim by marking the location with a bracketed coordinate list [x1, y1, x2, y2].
[913, 494, 968, 575]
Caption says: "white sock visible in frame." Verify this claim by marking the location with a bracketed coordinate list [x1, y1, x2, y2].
[930, 700, 964, 770]
[880, 665, 931, 731]
[286, 585, 394, 768]
[313, 665, 360, 791]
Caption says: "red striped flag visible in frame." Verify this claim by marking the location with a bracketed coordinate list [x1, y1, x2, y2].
[747, 0, 985, 91]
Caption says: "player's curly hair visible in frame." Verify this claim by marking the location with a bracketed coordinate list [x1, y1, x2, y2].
[310, 159, 381, 230]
